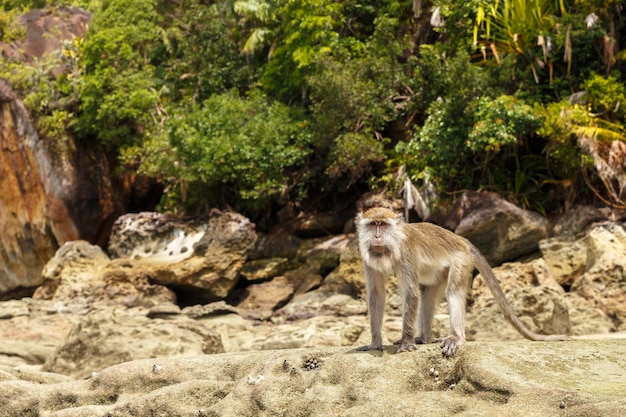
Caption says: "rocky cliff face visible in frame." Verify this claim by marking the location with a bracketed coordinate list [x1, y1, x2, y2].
[0, 80, 65, 298]
[0, 79, 143, 298]
[0, 8, 164, 298]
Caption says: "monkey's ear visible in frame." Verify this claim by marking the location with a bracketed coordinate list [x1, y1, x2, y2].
[395, 212, 405, 223]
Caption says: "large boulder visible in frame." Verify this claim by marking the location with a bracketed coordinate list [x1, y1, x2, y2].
[33, 240, 176, 309]
[0, 81, 63, 298]
[452, 192, 549, 265]
[108, 210, 257, 303]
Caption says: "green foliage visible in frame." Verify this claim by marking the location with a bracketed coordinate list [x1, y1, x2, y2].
[397, 47, 492, 188]
[0, 8, 26, 41]
[76, 0, 161, 146]
[536, 101, 586, 177]
[468, 95, 542, 153]
[325, 132, 387, 186]
[131, 90, 313, 212]
[156, 1, 256, 103]
[2, 0, 624, 215]
[581, 71, 626, 122]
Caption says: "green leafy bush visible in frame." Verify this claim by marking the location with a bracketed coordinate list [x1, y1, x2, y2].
[76, 0, 161, 146]
[468, 95, 542, 153]
[130, 90, 313, 213]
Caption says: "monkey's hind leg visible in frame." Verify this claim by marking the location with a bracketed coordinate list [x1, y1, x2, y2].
[415, 279, 446, 344]
[440, 263, 471, 356]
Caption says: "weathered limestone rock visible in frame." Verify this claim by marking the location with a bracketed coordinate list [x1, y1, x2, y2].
[1, 342, 625, 416]
[0, 298, 79, 366]
[42, 307, 224, 379]
[33, 240, 176, 309]
[108, 210, 257, 302]
[108, 212, 206, 263]
[571, 223, 626, 330]
[453, 192, 549, 264]
[539, 235, 588, 286]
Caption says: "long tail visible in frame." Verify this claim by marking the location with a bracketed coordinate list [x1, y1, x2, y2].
[470, 245, 570, 342]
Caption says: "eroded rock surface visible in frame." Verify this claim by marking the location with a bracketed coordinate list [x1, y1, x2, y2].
[1, 341, 624, 416]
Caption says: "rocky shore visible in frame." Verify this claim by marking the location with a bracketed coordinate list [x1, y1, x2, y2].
[0, 203, 625, 415]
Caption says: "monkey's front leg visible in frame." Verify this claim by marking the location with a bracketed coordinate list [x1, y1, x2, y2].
[356, 267, 386, 351]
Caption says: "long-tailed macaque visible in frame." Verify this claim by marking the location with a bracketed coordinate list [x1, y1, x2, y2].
[355, 207, 569, 356]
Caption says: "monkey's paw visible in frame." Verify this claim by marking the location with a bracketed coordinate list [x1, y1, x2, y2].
[396, 341, 418, 353]
[393, 337, 430, 345]
[439, 336, 462, 356]
[356, 343, 383, 352]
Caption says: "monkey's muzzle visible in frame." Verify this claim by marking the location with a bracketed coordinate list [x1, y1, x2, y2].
[369, 245, 387, 256]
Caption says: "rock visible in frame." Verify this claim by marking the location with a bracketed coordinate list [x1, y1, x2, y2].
[507, 286, 571, 334]
[471, 258, 563, 309]
[240, 258, 290, 282]
[0, 299, 79, 366]
[151, 211, 256, 300]
[565, 294, 615, 335]
[539, 235, 587, 286]
[33, 241, 176, 309]
[275, 292, 367, 321]
[146, 303, 182, 318]
[249, 230, 301, 260]
[107, 210, 257, 303]
[182, 301, 240, 319]
[245, 315, 368, 350]
[468, 285, 571, 342]
[234, 276, 295, 318]
[319, 235, 366, 297]
[108, 212, 206, 263]
[1, 342, 625, 416]
[293, 211, 350, 237]
[232, 268, 323, 318]
[571, 223, 626, 330]
[0, 80, 62, 298]
[42, 307, 224, 379]
[9, 7, 90, 64]
[0, 299, 29, 319]
[550, 204, 607, 237]
[298, 234, 348, 276]
[453, 192, 549, 264]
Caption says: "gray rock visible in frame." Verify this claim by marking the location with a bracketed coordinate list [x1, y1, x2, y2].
[453, 192, 549, 264]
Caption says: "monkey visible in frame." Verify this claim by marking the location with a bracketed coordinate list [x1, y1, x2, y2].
[355, 207, 569, 356]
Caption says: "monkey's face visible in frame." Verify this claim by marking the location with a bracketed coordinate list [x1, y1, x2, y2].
[356, 208, 405, 272]
[366, 221, 391, 257]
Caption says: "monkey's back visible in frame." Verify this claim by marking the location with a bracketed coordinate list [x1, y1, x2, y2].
[401, 221, 471, 258]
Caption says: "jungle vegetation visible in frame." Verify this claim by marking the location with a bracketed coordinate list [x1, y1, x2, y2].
[1, 0, 625, 221]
